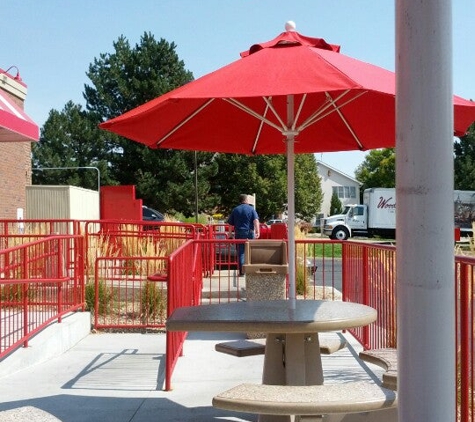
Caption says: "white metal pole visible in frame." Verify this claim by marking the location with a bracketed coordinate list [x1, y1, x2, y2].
[396, 1, 455, 421]
[287, 95, 296, 301]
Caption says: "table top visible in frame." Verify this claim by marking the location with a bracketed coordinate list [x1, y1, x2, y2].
[166, 300, 377, 334]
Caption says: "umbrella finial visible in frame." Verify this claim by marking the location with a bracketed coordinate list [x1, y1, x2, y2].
[285, 21, 296, 32]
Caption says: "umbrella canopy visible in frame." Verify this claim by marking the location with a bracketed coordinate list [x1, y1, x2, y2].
[100, 26, 474, 152]
[100, 23, 475, 299]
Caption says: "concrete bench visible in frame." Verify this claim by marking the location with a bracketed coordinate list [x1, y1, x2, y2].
[212, 381, 397, 416]
[0, 406, 62, 421]
[359, 348, 398, 390]
[215, 336, 347, 357]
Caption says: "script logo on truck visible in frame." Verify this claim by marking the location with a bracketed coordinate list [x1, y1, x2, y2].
[377, 196, 396, 209]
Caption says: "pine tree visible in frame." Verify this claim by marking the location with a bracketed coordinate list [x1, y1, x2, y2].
[330, 192, 343, 215]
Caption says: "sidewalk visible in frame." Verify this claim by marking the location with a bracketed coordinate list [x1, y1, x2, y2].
[0, 315, 385, 422]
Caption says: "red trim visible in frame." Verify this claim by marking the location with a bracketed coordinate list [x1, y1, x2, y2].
[0, 90, 38, 142]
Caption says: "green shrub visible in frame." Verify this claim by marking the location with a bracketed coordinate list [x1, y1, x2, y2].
[85, 279, 114, 315]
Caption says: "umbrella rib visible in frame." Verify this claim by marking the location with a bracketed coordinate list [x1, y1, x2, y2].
[155, 98, 215, 147]
[292, 93, 307, 131]
[262, 97, 287, 130]
[324, 92, 366, 149]
[224, 98, 286, 133]
[309, 91, 367, 128]
[298, 90, 353, 131]
[298, 90, 367, 149]
[251, 102, 271, 154]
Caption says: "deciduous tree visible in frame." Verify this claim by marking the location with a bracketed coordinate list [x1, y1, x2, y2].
[454, 123, 475, 190]
[354, 148, 395, 194]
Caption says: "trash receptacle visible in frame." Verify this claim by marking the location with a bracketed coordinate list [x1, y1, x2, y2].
[243, 240, 288, 338]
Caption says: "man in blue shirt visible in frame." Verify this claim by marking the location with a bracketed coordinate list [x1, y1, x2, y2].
[227, 194, 260, 276]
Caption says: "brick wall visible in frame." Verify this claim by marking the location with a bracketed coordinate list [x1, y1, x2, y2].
[0, 81, 33, 219]
[0, 142, 32, 219]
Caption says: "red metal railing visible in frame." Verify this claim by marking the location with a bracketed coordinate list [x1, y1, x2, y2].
[83, 220, 199, 275]
[294, 239, 343, 300]
[0, 219, 80, 238]
[1, 223, 474, 419]
[198, 238, 246, 304]
[89, 222, 205, 331]
[455, 255, 475, 422]
[341, 240, 474, 422]
[93, 255, 170, 329]
[165, 240, 203, 391]
[0, 235, 85, 358]
[342, 241, 397, 349]
[196, 238, 343, 304]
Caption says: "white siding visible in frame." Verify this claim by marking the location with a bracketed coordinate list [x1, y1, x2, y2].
[317, 162, 361, 216]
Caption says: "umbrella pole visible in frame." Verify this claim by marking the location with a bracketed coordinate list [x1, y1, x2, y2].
[286, 95, 296, 301]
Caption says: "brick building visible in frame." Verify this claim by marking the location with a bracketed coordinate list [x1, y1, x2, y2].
[0, 68, 39, 219]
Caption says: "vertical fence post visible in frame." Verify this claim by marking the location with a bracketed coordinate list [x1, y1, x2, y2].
[341, 242, 347, 300]
[57, 237, 63, 323]
[459, 262, 470, 422]
[362, 245, 370, 349]
[22, 247, 29, 348]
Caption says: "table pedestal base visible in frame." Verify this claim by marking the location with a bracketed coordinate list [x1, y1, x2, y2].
[259, 333, 324, 422]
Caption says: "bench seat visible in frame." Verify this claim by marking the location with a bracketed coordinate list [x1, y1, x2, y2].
[215, 336, 347, 357]
[213, 382, 397, 416]
[359, 348, 398, 390]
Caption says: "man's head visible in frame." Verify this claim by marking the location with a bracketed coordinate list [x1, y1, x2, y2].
[239, 194, 248, 204]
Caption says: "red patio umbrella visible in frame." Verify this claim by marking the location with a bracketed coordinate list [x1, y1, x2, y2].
[100, 22, 475, 299]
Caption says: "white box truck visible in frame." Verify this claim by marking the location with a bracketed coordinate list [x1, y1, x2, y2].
[323, 187, 475, 240]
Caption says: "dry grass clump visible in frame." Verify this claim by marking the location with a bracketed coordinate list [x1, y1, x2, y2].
[294, 225, 310, 296]
[85, 222, 180, 322]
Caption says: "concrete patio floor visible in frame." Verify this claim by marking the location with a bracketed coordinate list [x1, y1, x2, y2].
[0, 313, 389, 422]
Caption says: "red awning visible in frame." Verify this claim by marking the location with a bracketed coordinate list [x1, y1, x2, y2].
[0, 90, 39, 142]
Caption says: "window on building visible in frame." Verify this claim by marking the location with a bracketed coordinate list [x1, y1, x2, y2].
[332, 186, 357, 199]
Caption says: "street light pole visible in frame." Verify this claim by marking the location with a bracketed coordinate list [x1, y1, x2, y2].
[194, 152, 199, 223]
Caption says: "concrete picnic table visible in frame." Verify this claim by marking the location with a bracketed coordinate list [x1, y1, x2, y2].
[167, 299, 377, 421]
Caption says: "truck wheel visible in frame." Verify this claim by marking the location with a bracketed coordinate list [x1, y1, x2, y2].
[332, 227, 349, 241]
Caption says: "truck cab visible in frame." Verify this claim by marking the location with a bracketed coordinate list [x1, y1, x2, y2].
[323, 204, 368, 240]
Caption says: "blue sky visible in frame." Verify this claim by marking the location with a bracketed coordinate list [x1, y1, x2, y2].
[2, 1, 474, 176]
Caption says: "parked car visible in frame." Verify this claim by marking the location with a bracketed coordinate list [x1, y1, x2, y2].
[266, 219, 285, 225]
[214, 232, 237, 261]
[142, 205, 165, 221]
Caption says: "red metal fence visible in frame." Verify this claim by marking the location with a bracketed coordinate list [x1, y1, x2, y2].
[93, 255, 170, 329]
[342, 242, 397, 349]
[164, 240, 203, 391]
[455, 255, 475, 422]
[341, 241, 474, 422]
[0, 235, 85, 358]
[0, 221, 474, 419]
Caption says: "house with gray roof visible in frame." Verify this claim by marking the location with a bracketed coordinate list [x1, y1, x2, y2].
[316, 160, 362, 217]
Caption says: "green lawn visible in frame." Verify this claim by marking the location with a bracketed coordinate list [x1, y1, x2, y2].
[308, 242, 342, 258]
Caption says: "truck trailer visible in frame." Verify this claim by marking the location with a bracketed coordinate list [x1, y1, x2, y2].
[322, 187, 475, 240]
